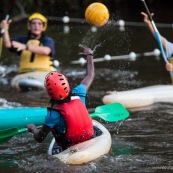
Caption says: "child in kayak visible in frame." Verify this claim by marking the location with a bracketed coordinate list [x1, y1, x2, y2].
[0, 13, 56, 90]
[141, 12, 173, 83]
[27, 45, 100, 154]
[0, 12, 55, 73]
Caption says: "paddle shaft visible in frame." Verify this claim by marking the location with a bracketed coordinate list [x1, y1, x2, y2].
[141, 0, 168, 63]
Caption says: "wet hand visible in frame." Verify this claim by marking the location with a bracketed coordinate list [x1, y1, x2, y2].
[141, 12, 154, 24]
[12, 41, 26, 51]
[0, 19, 12, 31]
[27, 124, 36, 133]
[78, 44, 93, 56]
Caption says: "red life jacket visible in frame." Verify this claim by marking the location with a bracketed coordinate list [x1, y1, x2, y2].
[48, 96, 94, 147]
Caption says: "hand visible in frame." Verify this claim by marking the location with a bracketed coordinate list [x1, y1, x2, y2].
[166, 62, 173, 72]
[27, 124, 36, 133]
[11, 41, 26, 51]
[78, 44, 93, 56]
[141, 12, 154, 24]
[0, 19, 12, 32]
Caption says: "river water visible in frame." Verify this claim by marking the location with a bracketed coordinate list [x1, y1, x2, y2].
[1, 17, 173, 173]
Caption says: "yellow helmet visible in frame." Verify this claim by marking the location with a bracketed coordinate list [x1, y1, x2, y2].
[28, 13, 47, 31]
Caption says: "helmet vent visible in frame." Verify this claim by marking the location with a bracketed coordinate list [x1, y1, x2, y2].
[45, 72, 70, 100]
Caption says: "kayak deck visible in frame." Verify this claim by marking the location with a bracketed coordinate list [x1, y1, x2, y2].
[48, 120, 111, 165]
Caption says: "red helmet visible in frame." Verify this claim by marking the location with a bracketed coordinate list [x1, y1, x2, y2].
[45, 71, 70, 100]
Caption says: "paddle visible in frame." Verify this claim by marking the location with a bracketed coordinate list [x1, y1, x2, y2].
[141, 0, 168, 63]
[0, 127, 27, 144]
[90, 102, 129, 122]
[0, 14, 10, 58]
[0, 125, 43, 144]
[0, 102, 129, 144]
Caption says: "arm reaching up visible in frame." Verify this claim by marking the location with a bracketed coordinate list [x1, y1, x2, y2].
[78, 44, 95, 91]
[141, 12, 166, 51]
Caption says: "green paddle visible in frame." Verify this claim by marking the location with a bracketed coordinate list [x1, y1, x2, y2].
[0, 102, 129, 144]
[90, 102, 129, 122]
[0, 127, 27, 144]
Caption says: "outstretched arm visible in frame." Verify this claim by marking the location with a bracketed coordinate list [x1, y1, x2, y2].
[11, 41, 52, 55]
[141, 12, 173, 72]
[27, 124, 50, 143]
[0, 19, 12, 48]
[78, 44, 95, 91]
[141, 12, 166, 50]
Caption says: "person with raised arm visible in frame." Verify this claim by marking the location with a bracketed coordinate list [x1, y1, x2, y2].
[27, 45, 101, 154]
[141, 12, 173, 83]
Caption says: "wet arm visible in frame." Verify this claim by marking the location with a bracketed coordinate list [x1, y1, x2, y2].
[11, 41, 51, 55]
[1, 20, 12, 48]
[26, 44, 51, 55]
[27, 124, 50, 143]
[141, 12, 166, 50]
[80, 54, 95, 91]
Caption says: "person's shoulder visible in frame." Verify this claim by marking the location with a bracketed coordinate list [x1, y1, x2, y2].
[74, 84, 86, 90]
[42, 36, 54, 42]
[72, 84, 86, 94]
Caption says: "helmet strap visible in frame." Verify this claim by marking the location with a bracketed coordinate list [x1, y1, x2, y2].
[49, 95, 71, 105]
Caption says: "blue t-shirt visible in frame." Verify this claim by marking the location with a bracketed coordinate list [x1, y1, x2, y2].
[10, 36, 55, 57]
[44, 84, 87, 133]
[165, 39, 173, 61]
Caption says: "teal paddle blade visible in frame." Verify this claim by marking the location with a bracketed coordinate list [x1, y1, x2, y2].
[90, 102, 129, 122]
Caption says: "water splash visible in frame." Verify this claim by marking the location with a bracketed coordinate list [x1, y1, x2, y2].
[92, 43, 102, 53]
[0, 98, 22, 108]
[114, 120, 124, 134]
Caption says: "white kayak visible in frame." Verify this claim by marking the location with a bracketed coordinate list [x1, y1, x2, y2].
[102, 85, 173, 109]
[48, 120, 111, 165]
[11, 71, 48, 91]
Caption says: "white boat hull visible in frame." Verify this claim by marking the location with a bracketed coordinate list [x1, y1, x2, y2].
[102, 85, 173, 108]
[11, 71, 48, 91]
[48, 120, 111, 165]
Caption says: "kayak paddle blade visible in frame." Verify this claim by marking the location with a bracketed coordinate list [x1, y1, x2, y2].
[90, 102, 129, 122]
[0, 127, 27, 144]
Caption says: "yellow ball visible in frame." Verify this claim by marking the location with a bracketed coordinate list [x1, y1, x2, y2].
[85, 2, 109, 27]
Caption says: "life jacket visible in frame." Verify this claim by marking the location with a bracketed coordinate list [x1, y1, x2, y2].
[47, 96, 94, 148]
[19, 39, 54, 73]
[170, 57, 173, 84]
